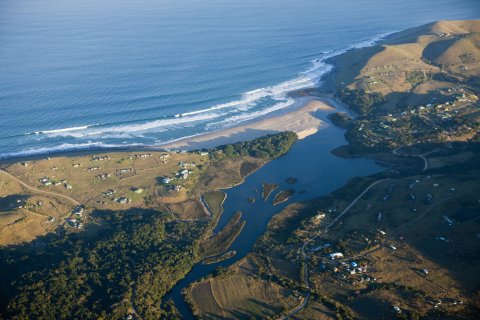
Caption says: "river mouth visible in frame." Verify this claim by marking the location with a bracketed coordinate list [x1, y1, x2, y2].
[164, 100, 383, 319]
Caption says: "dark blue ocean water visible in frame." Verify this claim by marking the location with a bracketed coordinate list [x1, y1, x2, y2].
[0, 0, 479, 157]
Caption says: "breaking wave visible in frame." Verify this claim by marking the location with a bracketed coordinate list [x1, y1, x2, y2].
[6, 31, 396, 159]
[27, 125, 98, 135]
[0, 142, 142, 159]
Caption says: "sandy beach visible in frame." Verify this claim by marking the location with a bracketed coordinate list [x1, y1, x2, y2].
[159, 98, 335, 150]
[0, 97, 337, 164]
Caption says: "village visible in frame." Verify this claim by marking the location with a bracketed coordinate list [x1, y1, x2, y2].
[265, 164, 479, 318]
[344, 89, 478, 152]
[1, 149, 212, 238]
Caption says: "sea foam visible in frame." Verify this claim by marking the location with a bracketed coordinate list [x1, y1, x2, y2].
[8, 31, 395, 158]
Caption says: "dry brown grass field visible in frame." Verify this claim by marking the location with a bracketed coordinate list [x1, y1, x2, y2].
[331, 20, 480, 111]
[188, 256, 298, 319]
[0, 150, 262, 246]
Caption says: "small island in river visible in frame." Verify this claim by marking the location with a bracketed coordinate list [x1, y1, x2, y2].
[272, 188, 295, 206]
[261, 183, 279, 200]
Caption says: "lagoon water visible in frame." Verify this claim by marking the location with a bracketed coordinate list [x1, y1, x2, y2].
[0, 0, 479, 157]
[164, 104, 383, 318]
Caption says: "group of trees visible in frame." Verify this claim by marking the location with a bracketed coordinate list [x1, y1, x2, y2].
[336, 88, 385, 115]
[214, 131, 298, 159]
[0, 209, 203, 319]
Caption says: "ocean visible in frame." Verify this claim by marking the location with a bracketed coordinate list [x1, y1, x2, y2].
[0, 0, 479, 158]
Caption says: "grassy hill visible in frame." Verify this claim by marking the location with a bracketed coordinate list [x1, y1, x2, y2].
[330, 20, 480, 112]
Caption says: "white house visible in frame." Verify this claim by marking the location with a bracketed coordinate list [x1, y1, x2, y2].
[329, 252, 344, 260]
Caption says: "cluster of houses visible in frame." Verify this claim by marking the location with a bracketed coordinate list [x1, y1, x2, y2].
[65, 206, 85, 229]
[39, 177, 72, 189]
[104, 189, 117, 197]
[161, 176, 183, 192]
[114, 197, 131, 204]
[352, 89, 477, 150]
[129, 153, 152, 159]
[324, 253, 377, 285]
[177, 169, 190, 180]
[101, 189, 134, 204]
[96, 173, 111, 180]
[178, 161, 196, 168]
[66, 218, 83, 229]
[443, 215, 454, 227]
[116, 168, 133, 175]
[91, 156, 110, 162]
[160, 158, 197, 192]
[88, 166, 101, 172]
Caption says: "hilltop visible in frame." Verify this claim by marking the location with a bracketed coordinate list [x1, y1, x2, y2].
[324, 20, 480, 156]
[331, 20, 480, 106]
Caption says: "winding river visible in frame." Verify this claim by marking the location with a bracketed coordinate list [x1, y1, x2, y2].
[164, 101, 383, 319]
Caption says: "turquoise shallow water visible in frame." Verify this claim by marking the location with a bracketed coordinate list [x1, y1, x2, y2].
[0, 0, 479, 157]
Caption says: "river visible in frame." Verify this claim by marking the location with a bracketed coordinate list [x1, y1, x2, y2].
[164, 100, 383, 318]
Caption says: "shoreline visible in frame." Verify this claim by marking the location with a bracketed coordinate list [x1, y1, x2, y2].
[0, 27, 401, 164]
[0, 95, 337, 166]
[157, 97, 335, 151]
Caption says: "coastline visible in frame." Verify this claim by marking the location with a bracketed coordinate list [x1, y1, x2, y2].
[158, 97, 335, 151]
[0, 27, 401, 163]
[0, 24, 406, 165]
[0, 96, 336, 165]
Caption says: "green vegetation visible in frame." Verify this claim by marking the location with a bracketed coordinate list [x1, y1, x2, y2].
[337, 94, 479, 154]
[202, 250, 236, 265]
[213, 132, 298, 159]
[405, 70, 428, 85]
[198, 211, 245, 259]
[329, 112, 356, 129]
[262, 183, 279, 200]
[0, 209, 202, 319]
[272, 189, 295, 206]
[202, 191, 226, 220]
[336, 88, 385, 115]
